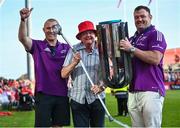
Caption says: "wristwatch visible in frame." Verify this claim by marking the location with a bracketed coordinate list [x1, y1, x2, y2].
[129, 47, 136, 53]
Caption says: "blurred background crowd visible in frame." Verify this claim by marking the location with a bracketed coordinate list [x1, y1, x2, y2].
[0, 77, 34, 111]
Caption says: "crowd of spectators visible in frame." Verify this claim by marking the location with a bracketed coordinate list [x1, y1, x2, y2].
[0, 77, 34, 111]
[164, 64, 180, 84]
[164, 71, 180, 83]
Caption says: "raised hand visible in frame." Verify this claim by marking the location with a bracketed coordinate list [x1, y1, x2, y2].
[19, 8, 33, 21]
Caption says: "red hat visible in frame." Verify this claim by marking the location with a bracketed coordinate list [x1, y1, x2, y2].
[76, 21, 96, 40]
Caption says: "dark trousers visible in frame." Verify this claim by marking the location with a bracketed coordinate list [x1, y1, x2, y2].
[115, 92, 128, 116]
[34, 92, 70, 127]
[70, 99, 105, 127]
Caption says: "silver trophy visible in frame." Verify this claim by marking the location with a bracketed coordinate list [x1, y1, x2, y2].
[96, 20, 132, 89]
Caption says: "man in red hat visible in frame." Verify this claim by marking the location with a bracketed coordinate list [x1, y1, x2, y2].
[61, 21, 106, 127]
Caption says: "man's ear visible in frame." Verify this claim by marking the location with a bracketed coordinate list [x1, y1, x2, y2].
[150, 14, 152, 19]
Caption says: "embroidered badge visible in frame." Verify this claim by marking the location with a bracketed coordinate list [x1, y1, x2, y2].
[44, 47, 51, 52]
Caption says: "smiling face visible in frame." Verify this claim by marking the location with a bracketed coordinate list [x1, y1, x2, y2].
[134, 8, 152, 33]
[43, 20, 59, 44]
[79, 30, 96, 50]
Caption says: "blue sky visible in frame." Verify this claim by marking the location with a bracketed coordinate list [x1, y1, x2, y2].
[0, 0, 179, 79]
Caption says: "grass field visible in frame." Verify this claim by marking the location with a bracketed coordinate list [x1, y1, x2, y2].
[0, 90, 180, 127]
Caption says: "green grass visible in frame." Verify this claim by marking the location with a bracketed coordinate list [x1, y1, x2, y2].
[162, 90, 180, 127]
[0, 111, 34, 127]
[0, 90, 180, 127]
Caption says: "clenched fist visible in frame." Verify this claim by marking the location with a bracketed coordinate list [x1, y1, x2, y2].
[20, 8, 33, 21]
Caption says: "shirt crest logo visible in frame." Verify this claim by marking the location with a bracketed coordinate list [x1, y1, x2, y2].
[44, 47, 51, 52]
[60, 49, 67, 54]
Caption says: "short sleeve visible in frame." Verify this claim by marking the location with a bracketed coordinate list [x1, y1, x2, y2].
[63, 48, 73, 67]
[148, 31, 167, 53]
[28, 39, 37, 54]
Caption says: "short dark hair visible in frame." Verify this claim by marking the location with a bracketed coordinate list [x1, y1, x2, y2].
[44, 18, 59, 27]
[134, 5, 151, 14]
